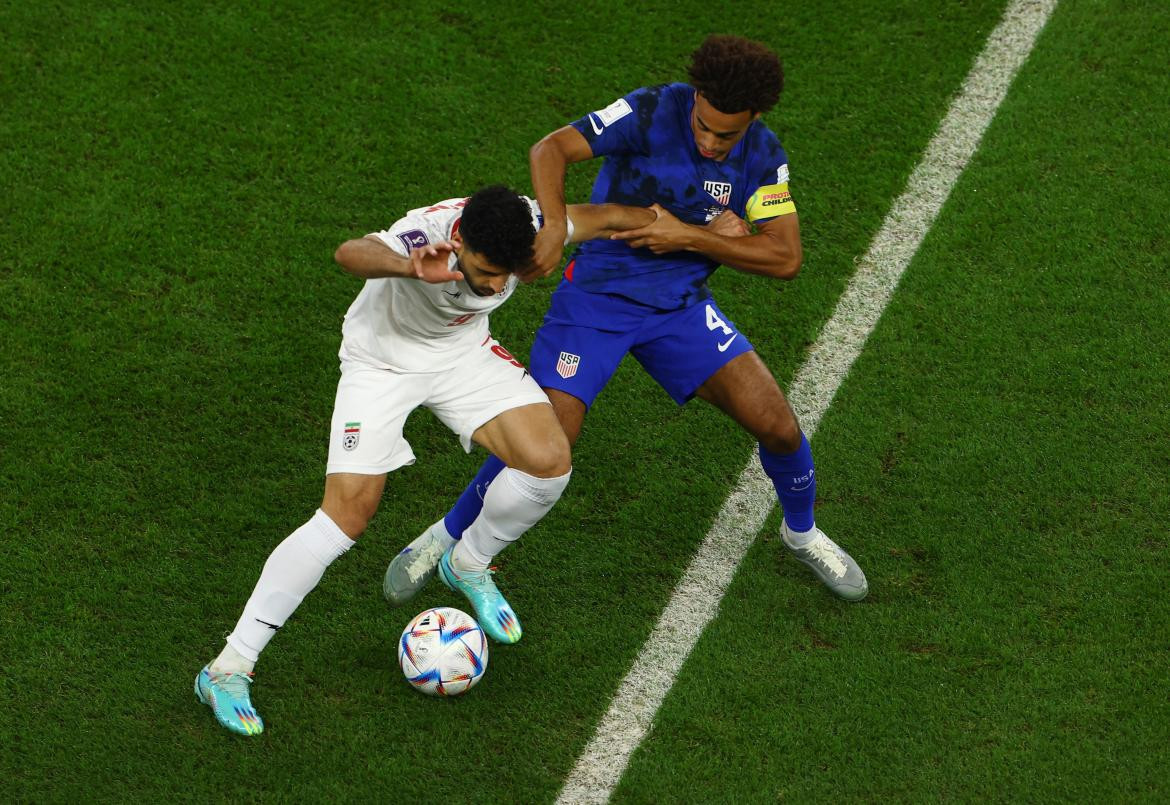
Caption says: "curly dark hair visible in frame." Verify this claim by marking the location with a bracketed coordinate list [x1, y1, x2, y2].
[687, 35, 783, 115]
[458, 185, 536, 273]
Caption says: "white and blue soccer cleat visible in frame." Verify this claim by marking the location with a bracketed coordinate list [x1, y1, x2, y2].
[384, 520, 457, 606]
[781, 522, 869, 601]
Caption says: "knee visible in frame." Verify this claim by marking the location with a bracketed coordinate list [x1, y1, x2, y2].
[759, 414, 803, 455]
[329, 507, 376, 539]
[321, 485, 382, 539]
[514, 434, 572, 478]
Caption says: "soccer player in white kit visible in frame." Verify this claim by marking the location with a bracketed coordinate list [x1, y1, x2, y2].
[195, 186, 656, 736]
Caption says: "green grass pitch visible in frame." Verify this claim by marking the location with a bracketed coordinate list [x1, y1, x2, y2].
[2, 1, 1167, 801]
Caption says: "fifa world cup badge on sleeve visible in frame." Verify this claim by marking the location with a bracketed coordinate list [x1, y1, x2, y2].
[342, 422, 361, 451]
[556, 352, 581, 379]
[397, 230, 428, 252]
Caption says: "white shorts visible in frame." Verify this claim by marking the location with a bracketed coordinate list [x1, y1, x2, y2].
[326, 337, 550, 475]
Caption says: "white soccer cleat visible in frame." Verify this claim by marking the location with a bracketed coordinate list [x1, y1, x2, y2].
[781, 522, 868, 601]
[383, 520, 457, 605]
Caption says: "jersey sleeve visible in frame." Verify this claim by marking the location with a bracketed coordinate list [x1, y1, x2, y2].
[743, 134, 796, 224]
[370, 200, 465, 256]
[569, 86, 655, 158]
[526, 197, 575, 245]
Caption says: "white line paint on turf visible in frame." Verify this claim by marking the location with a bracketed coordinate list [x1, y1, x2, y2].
[555, 1, 1058, 802]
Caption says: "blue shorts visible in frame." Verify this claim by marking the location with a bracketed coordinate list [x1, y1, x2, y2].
[529, 279, 754, 407]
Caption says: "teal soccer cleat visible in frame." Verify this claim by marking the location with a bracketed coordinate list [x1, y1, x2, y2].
[437, 548, 523, 644]
[195, 666, 264, 736]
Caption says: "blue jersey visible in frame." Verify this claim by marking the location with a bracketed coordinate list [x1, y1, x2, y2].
[567, 82, 795, 310]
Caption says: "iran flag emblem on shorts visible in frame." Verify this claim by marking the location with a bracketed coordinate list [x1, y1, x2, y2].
[342, 421, 360, 451]
[556, 351, 581, 379]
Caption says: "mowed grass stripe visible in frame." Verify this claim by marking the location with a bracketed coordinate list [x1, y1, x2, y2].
[557, 2, 1058, 802]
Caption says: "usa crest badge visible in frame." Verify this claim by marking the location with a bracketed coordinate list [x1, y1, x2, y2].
[556, 351, 580, 379]
[342, 421, 361, 451]
[704, 180, 732, 206]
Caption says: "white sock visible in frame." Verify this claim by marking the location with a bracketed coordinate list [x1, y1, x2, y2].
[210, 643, 254, 675]
[452, 467, 571, 572]
[783, 520, 817, 547]
[215, 509, 354, 668]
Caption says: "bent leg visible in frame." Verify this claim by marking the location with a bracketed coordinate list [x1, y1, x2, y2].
[434, 403, 574, 643]
[697, 351, 814, 530]
[472, 401, 571, 478]
[215, 473, 382, 672]
[456, 401, 573, 568]
[698, 353, 867, 600]
[442, 389, 586, 540]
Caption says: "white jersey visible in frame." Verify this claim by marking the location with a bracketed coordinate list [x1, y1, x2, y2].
[340, 196, 567, 373]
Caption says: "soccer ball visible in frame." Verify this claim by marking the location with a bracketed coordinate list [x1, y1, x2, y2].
[398, 607, 488, 696]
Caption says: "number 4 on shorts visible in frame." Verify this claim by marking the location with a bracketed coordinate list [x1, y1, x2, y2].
[705, 304, 739, 352]
[706, 304, 734, 335]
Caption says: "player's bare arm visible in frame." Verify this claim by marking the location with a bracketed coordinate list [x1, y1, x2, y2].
[334, 236, 464, 283]
[524, 126, 596, 280]
[564, 203, 657, 243]
[613, 203, 803, 279]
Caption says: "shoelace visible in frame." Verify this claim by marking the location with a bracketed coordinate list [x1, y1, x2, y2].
[405, 535, 449, 582]
[803, 535, 847, 578]
[215, 671, 254, 699]
[454, 565, 501, 598]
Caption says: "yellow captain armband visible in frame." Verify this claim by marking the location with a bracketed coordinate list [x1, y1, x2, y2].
[745, 183, 796, 223]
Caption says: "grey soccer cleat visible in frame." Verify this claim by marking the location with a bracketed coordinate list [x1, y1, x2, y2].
[781, 522, 868, 601]
[383, 520, 457, 605]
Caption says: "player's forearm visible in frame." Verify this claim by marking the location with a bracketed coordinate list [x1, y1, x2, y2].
[566, 203, 656, 241]
[686, 227, 802, 279]
[605, 204, 657, 234]
[334, 236, 413, 279]
[529, 135, 571, 229]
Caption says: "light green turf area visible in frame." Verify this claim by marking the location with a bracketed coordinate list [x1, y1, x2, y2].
[3, 0, 1164, 801]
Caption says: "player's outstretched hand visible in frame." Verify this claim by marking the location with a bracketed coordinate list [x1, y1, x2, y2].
[707, 209, 751, 238]
[519, 224, 568, 283]
[411, 240, 463, 284]
[611, 204, 692, 254]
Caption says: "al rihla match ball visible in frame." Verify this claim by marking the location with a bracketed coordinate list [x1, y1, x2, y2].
[398, 606, 488, 696]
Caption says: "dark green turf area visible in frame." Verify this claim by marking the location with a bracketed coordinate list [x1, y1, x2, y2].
[4, 0, 1164, 801]
[617, 1, 1170, 801]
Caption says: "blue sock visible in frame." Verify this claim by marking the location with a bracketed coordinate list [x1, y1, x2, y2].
[443, 455, 506, 539]
[758, 434, 816, 532]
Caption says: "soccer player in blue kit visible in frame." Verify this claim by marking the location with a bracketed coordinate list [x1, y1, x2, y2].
[385, 35, 867, 631]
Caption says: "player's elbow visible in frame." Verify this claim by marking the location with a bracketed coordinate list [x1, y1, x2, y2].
[773, 249, 803, 280]
[529, 134, 560, 166]
[334, 239, 362, 272]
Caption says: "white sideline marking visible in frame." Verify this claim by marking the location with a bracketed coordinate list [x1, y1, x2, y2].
[555, 1, 1058, 802]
